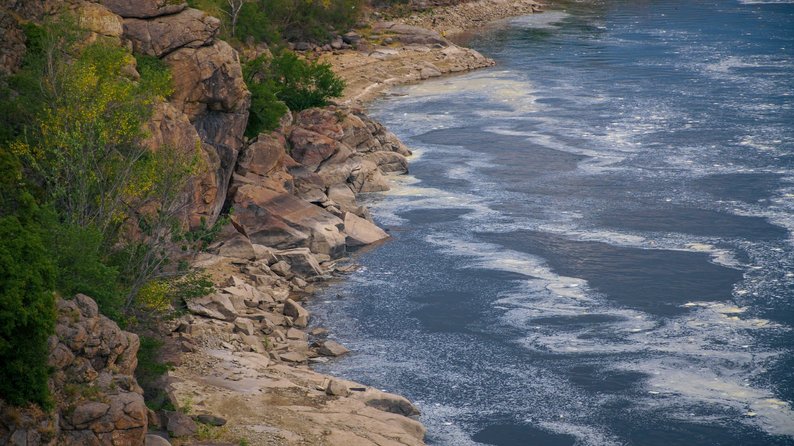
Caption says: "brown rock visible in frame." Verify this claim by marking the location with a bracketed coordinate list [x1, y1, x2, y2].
[100, 0, 188, 18]
[344, 212, 389, 247]
[78, 3, 123, 39]
[123, 8, 220, 57]
[165, 411, 197, 438]
[233, 317, 255, 336]
[237, 133, 287, 178]
[283, 299, 309, 328]
[216, 233, 256, 260]
[315, 340, 350, 357]
[274, 248, 324, 277]
[289, 128, 341, 171]
[364, 394, 421, 417]
[230, 185, 346, 257]
[325, 379, 350, 397]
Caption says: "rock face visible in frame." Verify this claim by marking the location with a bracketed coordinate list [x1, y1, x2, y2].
[115, 3, 251, 228]
[225, 105, 409, 258]
[0, 295, 147, 445]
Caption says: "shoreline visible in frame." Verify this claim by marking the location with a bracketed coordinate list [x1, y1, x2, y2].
[163, 4, 547, 445]
[320, 0, 544, 105]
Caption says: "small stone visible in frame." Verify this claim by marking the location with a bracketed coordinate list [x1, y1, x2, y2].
[325, 379, 350, 397]
[315, 340, 349, 357]
[283, 299, 310, 328]
[279, 351, 307, 363]
[233, 317, 255, 336]
[270, 260, 292, 277]
[286, 328, 307, 341]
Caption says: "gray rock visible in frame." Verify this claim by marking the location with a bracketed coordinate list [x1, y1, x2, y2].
[195, 414, 227, 426]
[165, 411, 197, 438]
[145, 434, 172, 446]
[283, 299, 309, 328]
[233, 318, 255, 336]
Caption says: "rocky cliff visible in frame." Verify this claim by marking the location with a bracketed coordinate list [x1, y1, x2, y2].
[0, 294, 147, 446]
[1, 1, 426, 444]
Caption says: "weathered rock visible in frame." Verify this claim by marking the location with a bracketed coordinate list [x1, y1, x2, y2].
[344, 212, 389, 247]
[230, 185, 346, 257]
[165, 40, 250, 221]
[270, 260, 291, 277]
[216, 233, 256, 260]
[274, 248, 324, 277]
[315, 340, 350, 357]
[285, 328, 307, 341]
[101, 0, 188, 18]
[195, 414, 227, 427]
[0, 295, 147, 445]
[283, 299, 309, 328]
[365, 151, 409, 174]
[325, 379, 350, 397]
[279, 351, 307, 363]
[145, 434, 172, 446]
[123, 8, 220, 57]
[289, 128, 342, 171]
[233, 317, 256, 336]
[349, 159, 390, 193]
[237, 133, 287, 178]
[373, 22, 449, 47]
[186, 293, 238, 321]
[165, 411, 197, 438]
[78, 3, 124, 39]
[364, 394, 421, 417]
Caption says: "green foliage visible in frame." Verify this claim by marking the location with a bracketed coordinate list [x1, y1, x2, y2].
[270, 51, 345, 110]
[236, 2, 280, 44]
[135, 54, 174, 99]
[0, 159, 56, 409]
[189, 0, 364, 43]
[46, 223, 121, 319]
[135, 336, 172, 404]
[242, 51, 345, 128]
[242, 55, 288, 137]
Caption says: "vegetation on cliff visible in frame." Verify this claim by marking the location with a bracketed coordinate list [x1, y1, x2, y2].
[0, 13, 207, 407]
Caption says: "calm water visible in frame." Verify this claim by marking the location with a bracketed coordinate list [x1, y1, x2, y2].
[310, 1, 794, 444]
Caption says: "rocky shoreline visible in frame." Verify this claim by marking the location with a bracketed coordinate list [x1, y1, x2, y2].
[0, 1, 545, 445]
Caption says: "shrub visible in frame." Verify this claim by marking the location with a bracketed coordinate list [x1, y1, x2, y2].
[270, 51, 345, 110]
[242, 51, 345, 128]
[243, 55, 288, 137]
[0, 159, 56, 408]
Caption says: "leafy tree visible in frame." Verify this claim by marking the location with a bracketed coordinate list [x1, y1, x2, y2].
[270, 51, 345, 110]
[0, 154, 56, 409]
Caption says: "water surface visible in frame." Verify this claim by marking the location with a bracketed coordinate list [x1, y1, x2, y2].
[311, 1, 794, 444]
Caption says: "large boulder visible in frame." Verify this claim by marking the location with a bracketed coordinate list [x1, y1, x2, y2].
[231, 184, 346, 258]
[100, 0, 188, 18]
[123, 8, 220, 57]
[78, 3, 124, 40]
[344, 212, 389, 247]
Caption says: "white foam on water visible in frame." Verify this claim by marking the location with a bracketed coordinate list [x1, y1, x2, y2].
[508, 10, 572, 29]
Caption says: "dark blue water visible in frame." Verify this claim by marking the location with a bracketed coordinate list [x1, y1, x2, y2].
[311, 1, 794, 444]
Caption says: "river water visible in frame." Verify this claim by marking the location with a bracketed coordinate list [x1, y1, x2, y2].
[309, 1, 794, 444]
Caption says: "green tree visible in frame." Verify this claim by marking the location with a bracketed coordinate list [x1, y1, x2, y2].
[0, 153, 56, 409]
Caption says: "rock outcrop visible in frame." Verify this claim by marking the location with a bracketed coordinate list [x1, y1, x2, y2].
[0, 295, 147, 446]
[225, 105, 408, 259]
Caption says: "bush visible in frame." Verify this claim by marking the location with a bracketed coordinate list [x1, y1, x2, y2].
[0, 157, 56, 408]
[242, 51, 345, 130]
[243, 56, 288, 137]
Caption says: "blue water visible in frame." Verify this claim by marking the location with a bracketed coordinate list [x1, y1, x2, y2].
[310, 1, 794, 444]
